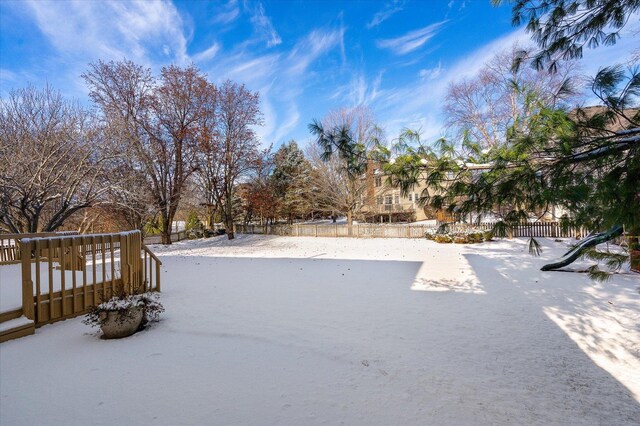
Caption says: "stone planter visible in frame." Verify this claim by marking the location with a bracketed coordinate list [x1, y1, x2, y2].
[99, 307, 144, 339]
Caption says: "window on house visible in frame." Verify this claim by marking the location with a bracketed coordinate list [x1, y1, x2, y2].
[384, 195, 392, 205]
[408, 194, 413, 201]
[375, 177, 382, 187]
[394, 195, 400, 204]
[376, 196, 383, 205]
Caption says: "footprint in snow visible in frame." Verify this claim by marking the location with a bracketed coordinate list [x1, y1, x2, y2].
[361, 360, 369, 367]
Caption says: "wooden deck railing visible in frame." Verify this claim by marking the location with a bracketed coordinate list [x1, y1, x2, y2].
[17, 230, 161, 327]
[0, 231, 78, 265]
[142, 244, 162, 292]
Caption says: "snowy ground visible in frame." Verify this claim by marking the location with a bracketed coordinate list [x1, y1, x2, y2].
[1, 235, 639, 425]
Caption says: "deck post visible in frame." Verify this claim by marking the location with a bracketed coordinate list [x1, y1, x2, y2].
[20, 239, 34, 320]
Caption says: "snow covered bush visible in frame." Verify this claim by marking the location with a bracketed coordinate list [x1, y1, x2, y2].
[434, 234, 453, 243]
[187, 229, 204, 239]
[424, 228, 437, 240]
[83, 292, 164, 329]
[454, 235, 468, 244]
[426, 227, 494, 244]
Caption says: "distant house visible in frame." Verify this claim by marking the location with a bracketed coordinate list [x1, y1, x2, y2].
[359, 164, 440, 223]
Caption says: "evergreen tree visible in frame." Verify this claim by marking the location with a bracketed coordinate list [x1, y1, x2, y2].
[387, 66, 639, 279]
[271, 141, 312, 223]
[495, 0, 640, 72]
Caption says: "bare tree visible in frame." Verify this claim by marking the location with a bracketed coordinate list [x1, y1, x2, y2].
[196, 80, 263, 240]
[323, 105, 384, 151]
[0, 85, 105, 233]
[306, 143, 369, 225]
[444, 44, 580, 148]
[308, 106, 384, 225]
[83, 60, 215, 244]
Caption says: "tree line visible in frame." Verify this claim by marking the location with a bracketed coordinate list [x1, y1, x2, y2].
[2, 0, 637, 260]
[0, 61, 264, 243]
[0, 61, 388, 242]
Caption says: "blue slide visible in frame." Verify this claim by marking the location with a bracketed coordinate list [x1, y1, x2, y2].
[540, 225, 624, 271]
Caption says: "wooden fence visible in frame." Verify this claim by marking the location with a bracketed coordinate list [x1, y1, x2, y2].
[439, 222, 585, 238]
[0, 231, 78, 265]
[234, 222, 586, 239]
[17, 230, 161, 327]
[144, 230, 188, 245]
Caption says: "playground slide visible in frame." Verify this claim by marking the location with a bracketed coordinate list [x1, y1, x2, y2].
[540, 225, 623, 271]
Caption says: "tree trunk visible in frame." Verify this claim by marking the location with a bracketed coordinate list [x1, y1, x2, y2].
[225, 221, 236, 240]
[160, 211, 173, 245]
[224, 196, 234, 240]
[161, 222, 172, 245]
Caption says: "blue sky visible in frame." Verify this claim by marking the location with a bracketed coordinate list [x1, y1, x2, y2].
[1, 0, 637, 148]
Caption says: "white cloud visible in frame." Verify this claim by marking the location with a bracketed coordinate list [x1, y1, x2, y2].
[225, 54, 280, 87]
[24, 0, 190, 66]
[212, 0, 240, 25]
[334, 71, 384, 106]
[367, 1, 404, 29]
[273, 104, 301, 143]
[201, 21, 344, 146]
[287, 28, 344, 75]
[0, 68, 17, 86]
[193, 42, 221, 63]
[255, 92, 276, 146]
[419, 62, 442, 80]
[376, 21, 446, 55]
[248, 2, 281, 48]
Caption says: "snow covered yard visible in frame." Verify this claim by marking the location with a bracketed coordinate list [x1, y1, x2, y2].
[1, 235, 639, 425]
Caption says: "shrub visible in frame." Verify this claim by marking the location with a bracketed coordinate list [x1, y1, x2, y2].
[424, 229, 437, 240]
[434, 234, 453, 243]
[453, 234, 469, 244]
[467, 232, 485, 243]
[427, 227, 494, 244]
[185, 211, 204, 231]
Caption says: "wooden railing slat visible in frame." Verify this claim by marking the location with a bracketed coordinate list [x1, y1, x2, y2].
[34, 240, 41, 323]
[20, 240, 34, 320]
[60, 240, 67, 317]
[92, 239, 97, 306]
[82, 237, 88, 309]
[47, 240, 54, 321]
[71, 238, 77, 313]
